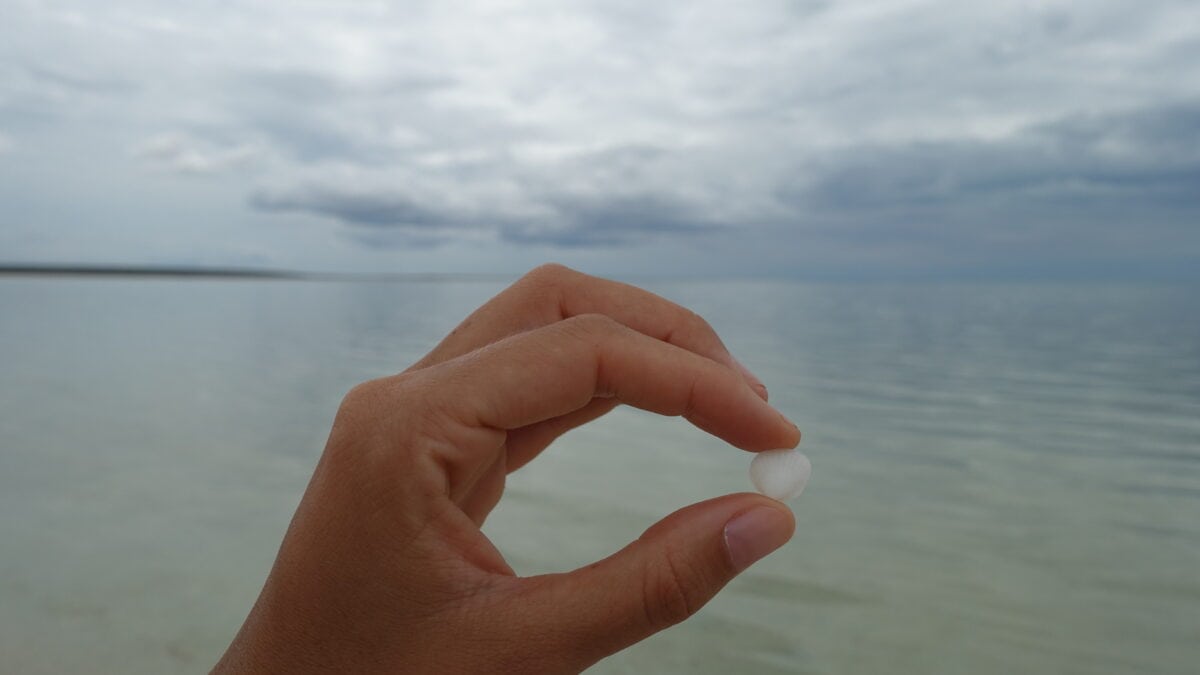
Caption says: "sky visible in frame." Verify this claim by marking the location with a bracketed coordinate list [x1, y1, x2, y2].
[1, 0, 1198, 278]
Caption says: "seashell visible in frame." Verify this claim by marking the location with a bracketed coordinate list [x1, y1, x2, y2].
[749, 449, 811, 501]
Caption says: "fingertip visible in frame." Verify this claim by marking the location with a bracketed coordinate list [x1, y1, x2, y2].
[763, 408, 801, 450]
[783, 415, 802, 447]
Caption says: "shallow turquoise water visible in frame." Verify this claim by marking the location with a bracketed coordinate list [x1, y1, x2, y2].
[1, 278, 1197, 673]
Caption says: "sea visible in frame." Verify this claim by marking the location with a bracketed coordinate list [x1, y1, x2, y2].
[1, 276, 1198, 674]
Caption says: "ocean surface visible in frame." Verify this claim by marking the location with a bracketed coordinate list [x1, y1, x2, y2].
[1, 277, 1198, 674]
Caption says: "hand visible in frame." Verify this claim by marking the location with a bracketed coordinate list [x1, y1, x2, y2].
[214, 264, 801, 674]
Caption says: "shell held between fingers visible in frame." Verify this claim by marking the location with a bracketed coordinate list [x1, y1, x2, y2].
[749, 449, 811, 502]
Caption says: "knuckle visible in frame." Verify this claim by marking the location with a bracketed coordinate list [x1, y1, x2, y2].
[325, 379, 389, 461]
[520, 262, 575, 289]
[337, 378, 386, 419]
[331, 376, 410, 442]
[327, 373, 433, 469]
[641, 545, 704, 629]
[513, 263, 578, 320]
[688, 311, 716, 339]
[675, 307, 716, 343]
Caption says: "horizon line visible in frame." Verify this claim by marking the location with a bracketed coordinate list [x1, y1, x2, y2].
[0, 263, 514, 282]
[1, 262, 1197, 284]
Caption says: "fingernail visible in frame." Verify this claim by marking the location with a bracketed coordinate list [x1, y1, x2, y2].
[724, 507, 793, 572]
[731, 356, 768, 400]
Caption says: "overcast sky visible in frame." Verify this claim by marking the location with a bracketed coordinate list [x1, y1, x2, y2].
[1, 0, 1197, 278]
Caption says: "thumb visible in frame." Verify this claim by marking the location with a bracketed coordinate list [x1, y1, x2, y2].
[512, 494, 795, 672]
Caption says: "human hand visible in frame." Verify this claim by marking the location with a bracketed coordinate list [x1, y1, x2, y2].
[214, 264, 801, 674]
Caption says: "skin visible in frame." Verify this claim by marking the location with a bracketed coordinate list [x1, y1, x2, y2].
[213, 263, 801, 674]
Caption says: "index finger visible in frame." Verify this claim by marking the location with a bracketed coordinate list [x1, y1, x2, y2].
[412, 264, 768, 399]
[421, 313, 799, 457]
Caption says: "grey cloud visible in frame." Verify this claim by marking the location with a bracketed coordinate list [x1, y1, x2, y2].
[1033, 102, 1200, 163]
[239, 67, 453, 103]
[779, 102, 1200, 263]
[133, 133, 262, 175]
[221, 66, 516, 166]
[796, 102, 1200, 213]
[502, 192, 719, 246]
[226, 71, 388, 164]
[25, 64, 137, 95]
[247, 169, 721, 247]
[0, 62, 135, 131]
[239, 100, 1200, 255]
[342, 228, 451, 250]
[249, 187, 461, 230]
[250, 117, 380, 164]
[238, 69, 349, 103]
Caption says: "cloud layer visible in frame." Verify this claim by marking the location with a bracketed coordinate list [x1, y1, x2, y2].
[1, 0, 1197, 276]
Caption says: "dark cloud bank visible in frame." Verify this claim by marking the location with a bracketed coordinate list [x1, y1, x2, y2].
[247, 101, 1200, 275]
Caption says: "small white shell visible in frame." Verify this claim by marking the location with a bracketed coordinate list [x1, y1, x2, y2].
[749, 449, 811, 501]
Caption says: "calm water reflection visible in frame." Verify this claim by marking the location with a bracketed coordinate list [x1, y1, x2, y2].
[1, 278, 1197, 673]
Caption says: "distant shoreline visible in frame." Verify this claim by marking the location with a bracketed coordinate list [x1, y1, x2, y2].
[2, 264, 1196, 284]
[0, 264, 306, 279]
[0, 265, 511, 282]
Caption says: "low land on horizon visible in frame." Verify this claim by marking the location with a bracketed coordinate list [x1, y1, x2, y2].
[0, 264, 511, 282]
[2, 263, 1197, 284]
